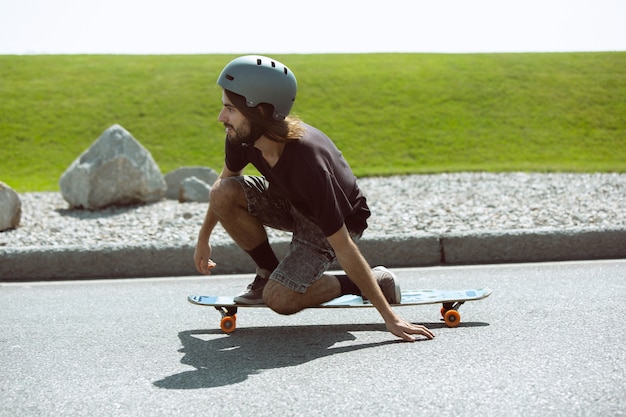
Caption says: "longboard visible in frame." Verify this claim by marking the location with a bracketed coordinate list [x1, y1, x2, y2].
[188, 288, 492, 333]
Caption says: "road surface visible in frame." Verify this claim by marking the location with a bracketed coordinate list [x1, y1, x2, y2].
[1, 260, 624, 416]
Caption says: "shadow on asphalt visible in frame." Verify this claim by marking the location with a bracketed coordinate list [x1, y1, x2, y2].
[153, 321, 489, 390]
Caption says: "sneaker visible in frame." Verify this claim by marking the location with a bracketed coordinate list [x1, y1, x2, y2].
[233, 268, 271, 305]
[371, 266, 402, 304]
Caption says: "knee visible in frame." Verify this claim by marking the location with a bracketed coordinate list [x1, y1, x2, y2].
[263, 282, 301, 316]
[267, 301, 299, 316]
[209, 178, 244, 213]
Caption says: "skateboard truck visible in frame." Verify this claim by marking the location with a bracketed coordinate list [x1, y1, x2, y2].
[440, 301, 464, 327]
[215, 306, 238, 333]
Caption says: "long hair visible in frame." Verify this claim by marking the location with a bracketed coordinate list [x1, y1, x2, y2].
[225, 89, 304, 143]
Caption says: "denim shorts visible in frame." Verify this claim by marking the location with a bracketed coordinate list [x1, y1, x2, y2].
[234, 175, 358, 293]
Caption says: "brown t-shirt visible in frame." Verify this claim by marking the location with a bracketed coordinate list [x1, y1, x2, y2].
[225, 123, 370, 237]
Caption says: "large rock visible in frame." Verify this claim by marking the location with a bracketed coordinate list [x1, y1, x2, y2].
[0, 182, 21, 231]
[164, 167, 218, 200]
[59, 124, 166, 209]
[178, 176, 211, 203]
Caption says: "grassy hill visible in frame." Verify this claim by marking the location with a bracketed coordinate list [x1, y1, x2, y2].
[1, 52, 624, 191]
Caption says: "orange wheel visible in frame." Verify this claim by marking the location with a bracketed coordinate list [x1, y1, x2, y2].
[220, 316, 237, 333]
[444, 310, 461, 328]
[440, 307, 447, 318]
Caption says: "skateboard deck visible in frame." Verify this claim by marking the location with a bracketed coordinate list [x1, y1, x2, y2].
[188, 288, 492, 333]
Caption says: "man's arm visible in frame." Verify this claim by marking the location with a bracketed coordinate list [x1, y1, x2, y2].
[326, 225, 435, 342]
[194, 165, 242, 274]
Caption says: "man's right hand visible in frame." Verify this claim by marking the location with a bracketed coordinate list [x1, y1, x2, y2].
[194, 241, 217, 274]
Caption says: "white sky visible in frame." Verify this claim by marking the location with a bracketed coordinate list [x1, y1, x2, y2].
[1, 0, 625, 54]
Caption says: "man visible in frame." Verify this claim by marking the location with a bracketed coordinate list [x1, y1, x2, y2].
[194, 55, 434, 342]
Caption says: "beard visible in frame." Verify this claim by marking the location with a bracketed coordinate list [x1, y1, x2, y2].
[225, 120, 263, 146]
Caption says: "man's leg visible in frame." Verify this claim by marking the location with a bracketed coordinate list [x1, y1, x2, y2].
[263, 274, 341, 315]
[259, 206, 344, 314]
[209, 176, 268, 251]
[264, 269, 401, 315]
[210, 176, 288, 304]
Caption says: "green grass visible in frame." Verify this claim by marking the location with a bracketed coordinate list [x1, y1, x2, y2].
[1, 52, 625, 191]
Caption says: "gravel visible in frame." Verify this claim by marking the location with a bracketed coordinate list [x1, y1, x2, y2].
[1, 173, 625, 249]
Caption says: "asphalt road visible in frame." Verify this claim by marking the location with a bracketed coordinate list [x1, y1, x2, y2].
[1, 260, 624, 417]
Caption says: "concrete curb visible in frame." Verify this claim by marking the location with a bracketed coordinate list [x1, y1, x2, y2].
[441, 228, 626, 264]
[1, 228, 625, 281]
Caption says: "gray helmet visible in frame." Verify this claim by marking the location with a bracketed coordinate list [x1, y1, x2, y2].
[217, 55, 297, 120]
